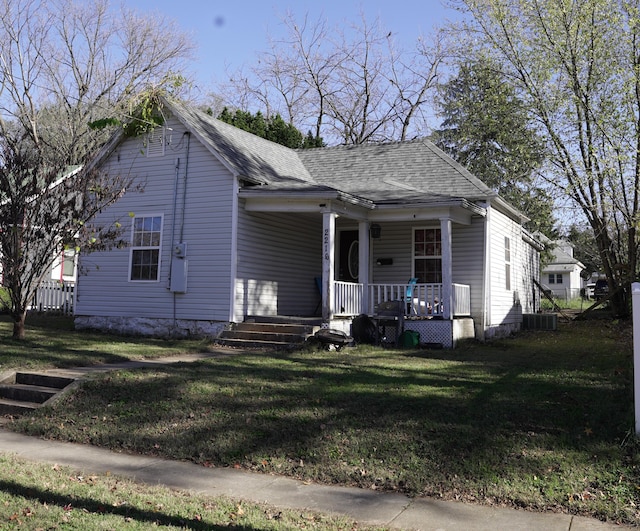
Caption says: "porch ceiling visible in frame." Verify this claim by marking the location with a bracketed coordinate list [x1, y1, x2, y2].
[241, 191, 486, 225]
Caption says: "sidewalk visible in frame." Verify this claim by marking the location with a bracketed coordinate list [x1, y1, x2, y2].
[0, 357, 629, 530]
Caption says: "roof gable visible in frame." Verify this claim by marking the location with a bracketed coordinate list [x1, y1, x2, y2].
[166, 100, 315, 187]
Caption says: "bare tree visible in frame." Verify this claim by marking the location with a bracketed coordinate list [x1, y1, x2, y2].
[456, 0, 640, 316]
[0, 0, 194, 338]
[0, 0, 194, 161]
[217, 11, 448, 145]
[0, 134, 134, 339]
[388, 30, 449, 141]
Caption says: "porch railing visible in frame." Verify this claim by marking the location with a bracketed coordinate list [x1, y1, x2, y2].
[370, 283, 444, 317]
[334, 281, 364, 316]
[331, 281, 471, 318]
[452, 283, 471, 316]
[33, 280, 75, 315]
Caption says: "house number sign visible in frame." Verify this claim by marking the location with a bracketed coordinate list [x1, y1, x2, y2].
[324, 228, 330, 261]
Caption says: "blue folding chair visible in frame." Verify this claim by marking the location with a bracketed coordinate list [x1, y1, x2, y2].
[406, 278, 418, 315]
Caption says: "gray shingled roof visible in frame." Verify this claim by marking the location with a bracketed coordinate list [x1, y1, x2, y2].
[168, 100, 315, 187]
[167, 99, 498, 205]
[297, 140, 495, 203]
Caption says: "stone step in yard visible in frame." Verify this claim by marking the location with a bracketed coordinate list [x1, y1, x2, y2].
[0, 372, 75, 418]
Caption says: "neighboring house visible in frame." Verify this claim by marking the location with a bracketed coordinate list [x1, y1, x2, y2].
[74, 98, 543, 347]
[540, 239, 585, 300]
[49, 248, 77, 283]
[0, 166, 80, 314]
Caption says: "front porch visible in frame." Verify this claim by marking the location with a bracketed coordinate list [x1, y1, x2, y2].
[328, 281, 473, 348]
[332, 281, 471, 318]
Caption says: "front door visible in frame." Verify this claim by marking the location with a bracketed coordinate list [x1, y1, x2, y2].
[338, 230, 359, 282]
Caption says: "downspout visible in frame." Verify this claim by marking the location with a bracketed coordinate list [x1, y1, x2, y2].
[172, 132, 191, 325]
[169, 157, 181, 291]
[229, 177, 240, 322]
[179, 133, 191, 242]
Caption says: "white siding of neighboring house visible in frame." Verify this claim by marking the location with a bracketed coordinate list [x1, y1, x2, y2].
[234, 208, 322, 321]
[75, 116, 235, 332]
[485, 205, 528, 337]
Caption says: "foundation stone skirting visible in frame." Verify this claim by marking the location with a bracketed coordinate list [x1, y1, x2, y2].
[74, 316, 226, 339]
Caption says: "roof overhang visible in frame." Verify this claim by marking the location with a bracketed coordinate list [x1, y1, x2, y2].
[240, 188, 374, 219]
[370, 198, 485, 223]
[240, 189, 486, 225]
[543, 263, 584, 273]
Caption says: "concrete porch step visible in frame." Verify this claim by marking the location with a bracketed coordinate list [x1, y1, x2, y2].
[217, 318, 321, 350]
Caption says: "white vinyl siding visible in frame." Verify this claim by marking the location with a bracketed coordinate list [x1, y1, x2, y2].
[487, 207, 525, 329]
[451, 216, 486, 324]
[235, 208, 322, 320]
[75, 116, 234, 322]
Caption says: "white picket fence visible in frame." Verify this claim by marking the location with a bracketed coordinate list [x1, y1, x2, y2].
[33, 280, 75, 315]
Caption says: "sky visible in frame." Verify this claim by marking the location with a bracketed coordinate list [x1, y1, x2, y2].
[120, 0, 464, 93]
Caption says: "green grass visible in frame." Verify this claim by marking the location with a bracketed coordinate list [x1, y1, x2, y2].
[0, 314, 212, 370]
[0, 454, 380, 530]
[3, 315, 640, 525]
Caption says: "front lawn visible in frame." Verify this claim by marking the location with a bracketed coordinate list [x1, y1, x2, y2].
[0, 314, 212, 370]
[5, 317, 640, 525]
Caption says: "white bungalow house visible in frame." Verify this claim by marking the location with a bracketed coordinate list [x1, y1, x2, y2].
[540, 239, 585, 300]
[74, 98, 543, 347]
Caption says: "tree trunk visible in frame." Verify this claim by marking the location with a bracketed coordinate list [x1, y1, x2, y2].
[12, 313, 26, 340]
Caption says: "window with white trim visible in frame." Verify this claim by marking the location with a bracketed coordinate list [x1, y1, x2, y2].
[505, 237, 511, 291]
[61, 249, 76, 279]
[413, 228, 442, 283]
[548, 273, 563, 284]
[130, 215, 162, 281]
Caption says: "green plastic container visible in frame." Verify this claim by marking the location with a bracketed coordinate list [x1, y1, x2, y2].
[400, 330, 419, 348]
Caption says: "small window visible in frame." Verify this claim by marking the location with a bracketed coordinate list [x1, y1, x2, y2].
[130, 215, 162, 281]
[505, 237, 511, 291]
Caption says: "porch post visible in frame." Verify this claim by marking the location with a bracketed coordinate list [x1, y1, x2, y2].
[358, 221, 370, 314]
[322, 211, 337, 322]
[440, 217, 452, 320]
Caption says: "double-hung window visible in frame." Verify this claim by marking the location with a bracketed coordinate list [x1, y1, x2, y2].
[130, 215, 162, 281]
[413, 228, 442, 283]
[548, 273, 563, 284]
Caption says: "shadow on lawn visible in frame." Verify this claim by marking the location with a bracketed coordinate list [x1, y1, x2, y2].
[17, 334, 635, 505]
[0, 479, 248, 530]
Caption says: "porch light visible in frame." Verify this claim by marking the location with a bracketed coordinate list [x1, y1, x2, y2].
[370, 223, 382, 239]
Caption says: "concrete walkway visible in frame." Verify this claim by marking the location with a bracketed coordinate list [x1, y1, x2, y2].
[0, 355, 630, 530]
